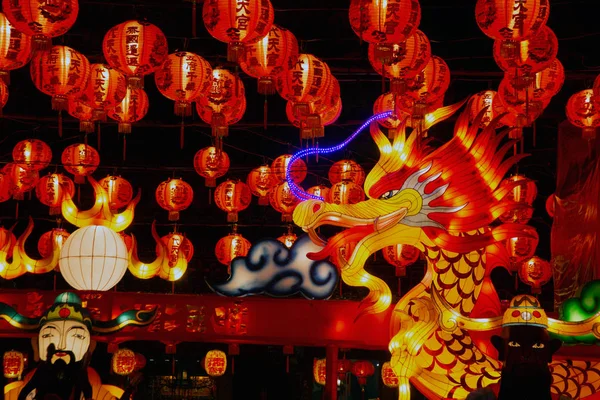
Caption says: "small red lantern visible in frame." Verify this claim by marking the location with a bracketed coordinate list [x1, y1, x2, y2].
[498, 175, 537, 224]
[277, 232, 298, 249]
[203, 349, 227, 377]
[214, 180, 252, 223]
[102, 20, 168, 88]
[78, 64, 127, 121]
[328, 181, 365, 205]
[493, 26, 558, 77]
[506, 228, 539, 271]
[307, 185, 330, 200]
[475, 0, 549, 41]
[194, 147, 231, 188]
[271, 154, 307, 183]
[3, 350, 24, 379]
[107, 87, 150, 134]
[112, 348, 136, 376]
[566, 89, 600, 140]
[0, 12, 32, 84]
[313, 358, 326, 386]
[399, 56, 451, 117]
[12, 139, 52, 172]
[349, 0, 421, 45]
[381, 361, 399, 388]
[286, 97, 342, 139]
[98, 175, 133, 211]
[247, 165, 277, 205]
[35, 173, 75, 215]
[157, 232, 194, 267]
[519, 256, 552, 294]
[269, 181, 301, 222]
[215, 233, 251, 268]
[0, 171, 13, 203]
[382, 244, 420, 276]
[352, 360, 375, 386]
[61, 143, 100, 184]
[337, 359, 353, 379]
[328, 160, 365, 186]
[0, 80, 7, 115]
[373, 92, 409, 136]
[469, 90, 506, 129]
[2, 162, 38, 200]
[38, 228, 70, 258]
[155, 178, 194, 221]
[67, 98, 99, 133]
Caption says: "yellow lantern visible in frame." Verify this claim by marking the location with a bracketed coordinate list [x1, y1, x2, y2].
[204, 350, 227, 377]
[3, 350, 24, 379]
[112, 348, 136, 376]
[381, 361, 399, 388]
[313, 358, 326, 386]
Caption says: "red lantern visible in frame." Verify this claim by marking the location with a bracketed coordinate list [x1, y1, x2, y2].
[193, 147, 230, 187]
[155, 178, 194, 221]
[202, 0, 274, 62]
[0, 12, 32, 84]
[498, 175, 537, 224]
[519, 256, 552, 294]
[566, 89, 600, 140]
[214, 180, 252, 222]
[497, 78, 549, 135]
[157, 232, 194, 267]
[203, 350, 227, 377]
[239, 24, 299, 95]
[67, 98, 99, 133]
[0, 171, 13, 203]
[313, 358, 327, 385]
[382, 244, 420, 276]
[107, 87, 149, 134]
[381, 361, 399, 388]
[78, 64, 127, 121]
[328, 160, 365, 186]
[307, 185, 330, 200]
[112, 348, 136, 376]
[506, 228, 539, 271]
[215, 233, 251, 267]
[475, 0, 549, 41]
[352, 360, 375, 386]
[271, 154, 307, 183]
[12, 139, 52, 172]
[3, 350, 24, 379]
[30, 45, 91, 110]
[35, 173, 75, 215]
[277, 232, 297, 249]
[2, 162, 38, 200]
[0, 227, 16, 257]
[269, 182, 301, 222]
[349, 0, 420, 45]
[0, 80, 7, 115]
[102, 20, 168, 88]
[98, 175, 133, 211]
[286, 97, 342, 139]
[337, 359, 353, 379]
[247, 165, 276, 205]
[328, 181, 365, 205]
[1, 0, 78, 50]
[154, 52, 212, 116]
[399, 56, 451, 117]
[469, 90, 506, 129]
[373, 92, 409, 135]
[38, 228, 70, 258]
[61, 143, 100, 184]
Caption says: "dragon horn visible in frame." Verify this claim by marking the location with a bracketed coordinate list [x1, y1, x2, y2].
[92, 307, 157, 334]
[431, 287, 503, 333]
[547, 316, 600, 339]
[0, 302, 41, 330]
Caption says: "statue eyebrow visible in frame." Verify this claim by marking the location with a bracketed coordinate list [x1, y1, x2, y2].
[67, 327, 86, 332]
[41, 325, 59, 331]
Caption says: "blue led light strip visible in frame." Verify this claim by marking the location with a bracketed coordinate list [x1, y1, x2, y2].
[286, 111, 393, 201]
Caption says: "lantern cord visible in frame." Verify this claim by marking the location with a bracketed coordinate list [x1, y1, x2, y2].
[533, 121, 537, 147]
[14, 202, 18, 220]
[180, 119, 185, 149]
[191, 1, 197, 38]
[123, 135, 127, 161]
[58, 112, 63, 138]
[263, 97, 268, 131]
[97, 123, 102, 151]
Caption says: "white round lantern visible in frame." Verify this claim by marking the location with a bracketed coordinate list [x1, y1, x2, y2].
[59, 225, 128, 291]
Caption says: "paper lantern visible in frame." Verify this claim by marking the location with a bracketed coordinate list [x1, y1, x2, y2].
[328, 181, 365, 205]
[154, 52, 212, 116]
[215, 233, 251, 268]
[399, 56, 451, 117]
[348, 0, 421, 45]
[30, 45, 91, 110]
[469, 90, 506, 129]
[67, 98, 99, 133]
[193, 147, 230, 187]
[78, 64, 127, 121]
[0, 171, 13, 203]
[271, 154, 307, 183]
[12, 139, 52, 172]
[381, 361, 399, 388]
[155, 178, 194, 221]
[497, 78, 549, 134]
[1, 0, 78, 50]
[214, 180, 252, 222]
[519, 256, 552, 294]
[382, 244, 420, 276]
[107, 87, 149, 134]
[277, 232, 297, 248]
[498, 175, 537, 224]
[98, 175, 133, 211]
[566, 89, 600, 140]
[475, 0, 549, 41]
[239, 24, 299, 95]
[373, 91, 409, 134]
[0, 79, 7, 115]
[59, 225, 129, 291]
[247, 165, 277, 205]
[2, 162, 38, 200]
[328, 160, 365, 186]
[102, 20, 168, 88]
[506, 229, 539, 271]
[38, 228, 70, 258]
[61, 143, 100, 184]
[337, 359, 353, 378]
[157, 232, 194, 267]
[203, 350, 227, 377]
[3, 350, 24, 379]
[286, 97, 342, 139]
[0, 12, 32, 84]
[112, 348, 136, 376]
[0, 227, 16, 257]
[202, 0, 274, 62]
[313, 358, 326, 386]
[35, 173, 75, 215]
[307, 185, 330, 200]
[352, 360, 375, 385]
[269, 181, 301, 222]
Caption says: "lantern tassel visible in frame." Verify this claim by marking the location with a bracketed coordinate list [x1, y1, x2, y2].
[227, 212, 238, 223]
[58, 111, 63, 137]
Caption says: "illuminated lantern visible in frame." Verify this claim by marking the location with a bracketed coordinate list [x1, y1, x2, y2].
[382, 244, 420, 276]
[277, 232, 297, 249]
[193, 147, 230, 187]
[59, 225, 129, 291]
[313, 358, 326, 386]
[0, 171, 13, 202]
[519, 256, 552, 294]
[328, 181, 365, 205]
[203, 350, 227, 377]
[154, 52, 212, 116]
[61, 143, 100, 184]
[102, 20, 168, 88]
[78, 64, 127, 121]
[307, 185, 330, 200]
[35, 173, 75, 215]
[469, 90, 506, 129]
[2, 162, 38, 200]
[239, 24, 299, 95]
[328, 160, 365, 186]
[119, 232, 133, 252]
[399, 56, 451, 117]
[475, 0, 549, 41]
[381, 361, 399, 388]
[247, 165, 276, 205]
[38, 228, 70, 258]
[112, 348, 136, 376]
[0, 12, 32, 84]
[155, 178, 194, 221]
[566, 89, 600, 140]
[215, 233, 251, 268]
[107, 87, 149, 134]
[158, 232, 194, 267]
[214, 180, 252, 222]
[1, 0, 78, 50]
[3, 350, 24, 379]
[0, 79, 7, 115]
[373, 92, 409, 136]
[506, 229, 539, 271]
[202, 0, 274, 62]
[497, 78, 549, 135]
[348, 0, 420, 45]
[498, 175, 537, 224]
[0, 227, 16, 257]
[286, 97, 342, 139]
[269, 181, 301, 222]
[30, 45, 91, 111]
[352, 360, 375, 386]
[12, 139, 52, 172]
[67, 98, 98, 133]
[337, 359, 353, 379]
[134, 353, 146, 371]
[99, 175, 133, 211]
[271, 154, 307, 183]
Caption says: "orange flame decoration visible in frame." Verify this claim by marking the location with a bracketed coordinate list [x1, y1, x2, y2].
[61, 176, 141, 232]
[293, 101, 600, 399]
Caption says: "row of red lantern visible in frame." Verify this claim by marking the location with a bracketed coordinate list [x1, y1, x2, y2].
[314, 358, 375, 386]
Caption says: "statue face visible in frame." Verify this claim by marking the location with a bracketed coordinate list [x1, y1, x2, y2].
[38, 320, 90, 364]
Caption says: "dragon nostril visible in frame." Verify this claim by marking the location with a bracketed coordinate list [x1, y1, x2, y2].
[313, 203, 322, 213]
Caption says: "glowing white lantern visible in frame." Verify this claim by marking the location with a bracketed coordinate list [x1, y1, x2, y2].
[59, 225, 128, 291]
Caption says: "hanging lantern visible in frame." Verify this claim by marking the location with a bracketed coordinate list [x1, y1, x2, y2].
[506, 228, 539, 271]
[157, 232, 194, 268]
[239, 24, 299, 95]
[270, 182, 301, 222]
[381, 361, 399, 388]
[3, 350, 24, 379]
[307, 185, 330, 200]
[0, 12, 32, 84]
[399, 56, 451, 118]
[349, 0, 421, 45]
[328, 160, 365, 186]
[328, 181, 365, 205]
[0, 79, 7, 116]
[12, 139, 52, 172]
[193, 147, 230, 187]
[382, 244, 420, 276]
[352, 360, 375, 386]
[0, 171, 13, 203]
[1, 0, 78, 50]
[98, 175, 134, 211]
[2, 162, 38, 200]
[155, 178, 194, 221]
[102, 20, 168, 88]
[61, 143, 100, 184]
[286, 97, 342, 139]
[566, 89, 600, 140]
[38, 228, 70, 258]
[214, 180, 252, 222]
[154, 52, 212, 116]
[338, 359, 353, 379]
[67, 98, 98, 133]
[203, 350, 227, 377]
[504, 60, 564, 102]
[497, 78, 549, 135]
[313, 358, 327, 386]
[78, 64, 127, 121]
[373, 92, 410, 137]
[30, 45, 91, 111]
[202, 0, 274, 62]
[519, 256, 552, 294]
[107, 87, 149, 134]
[0, 226, 16, 257]
[469, 90, 506, 129]
[247, 165, 276, 205]
[215, 233, 251, 268]
[35, 173, 75, 215]
[277, 232, 297, 249]
[112, 348, 136, 376]
[475, 0, 550, 41]
[271, 154, 307, 183]
[498, 175, 537, 224]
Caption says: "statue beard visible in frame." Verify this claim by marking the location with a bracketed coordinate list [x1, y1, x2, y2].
[44, 343, 81, 379]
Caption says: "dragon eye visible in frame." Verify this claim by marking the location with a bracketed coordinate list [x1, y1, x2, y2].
[532, 343, 545, 349]
[380, 190, 400, 200]
[508, 341, 521, 347]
